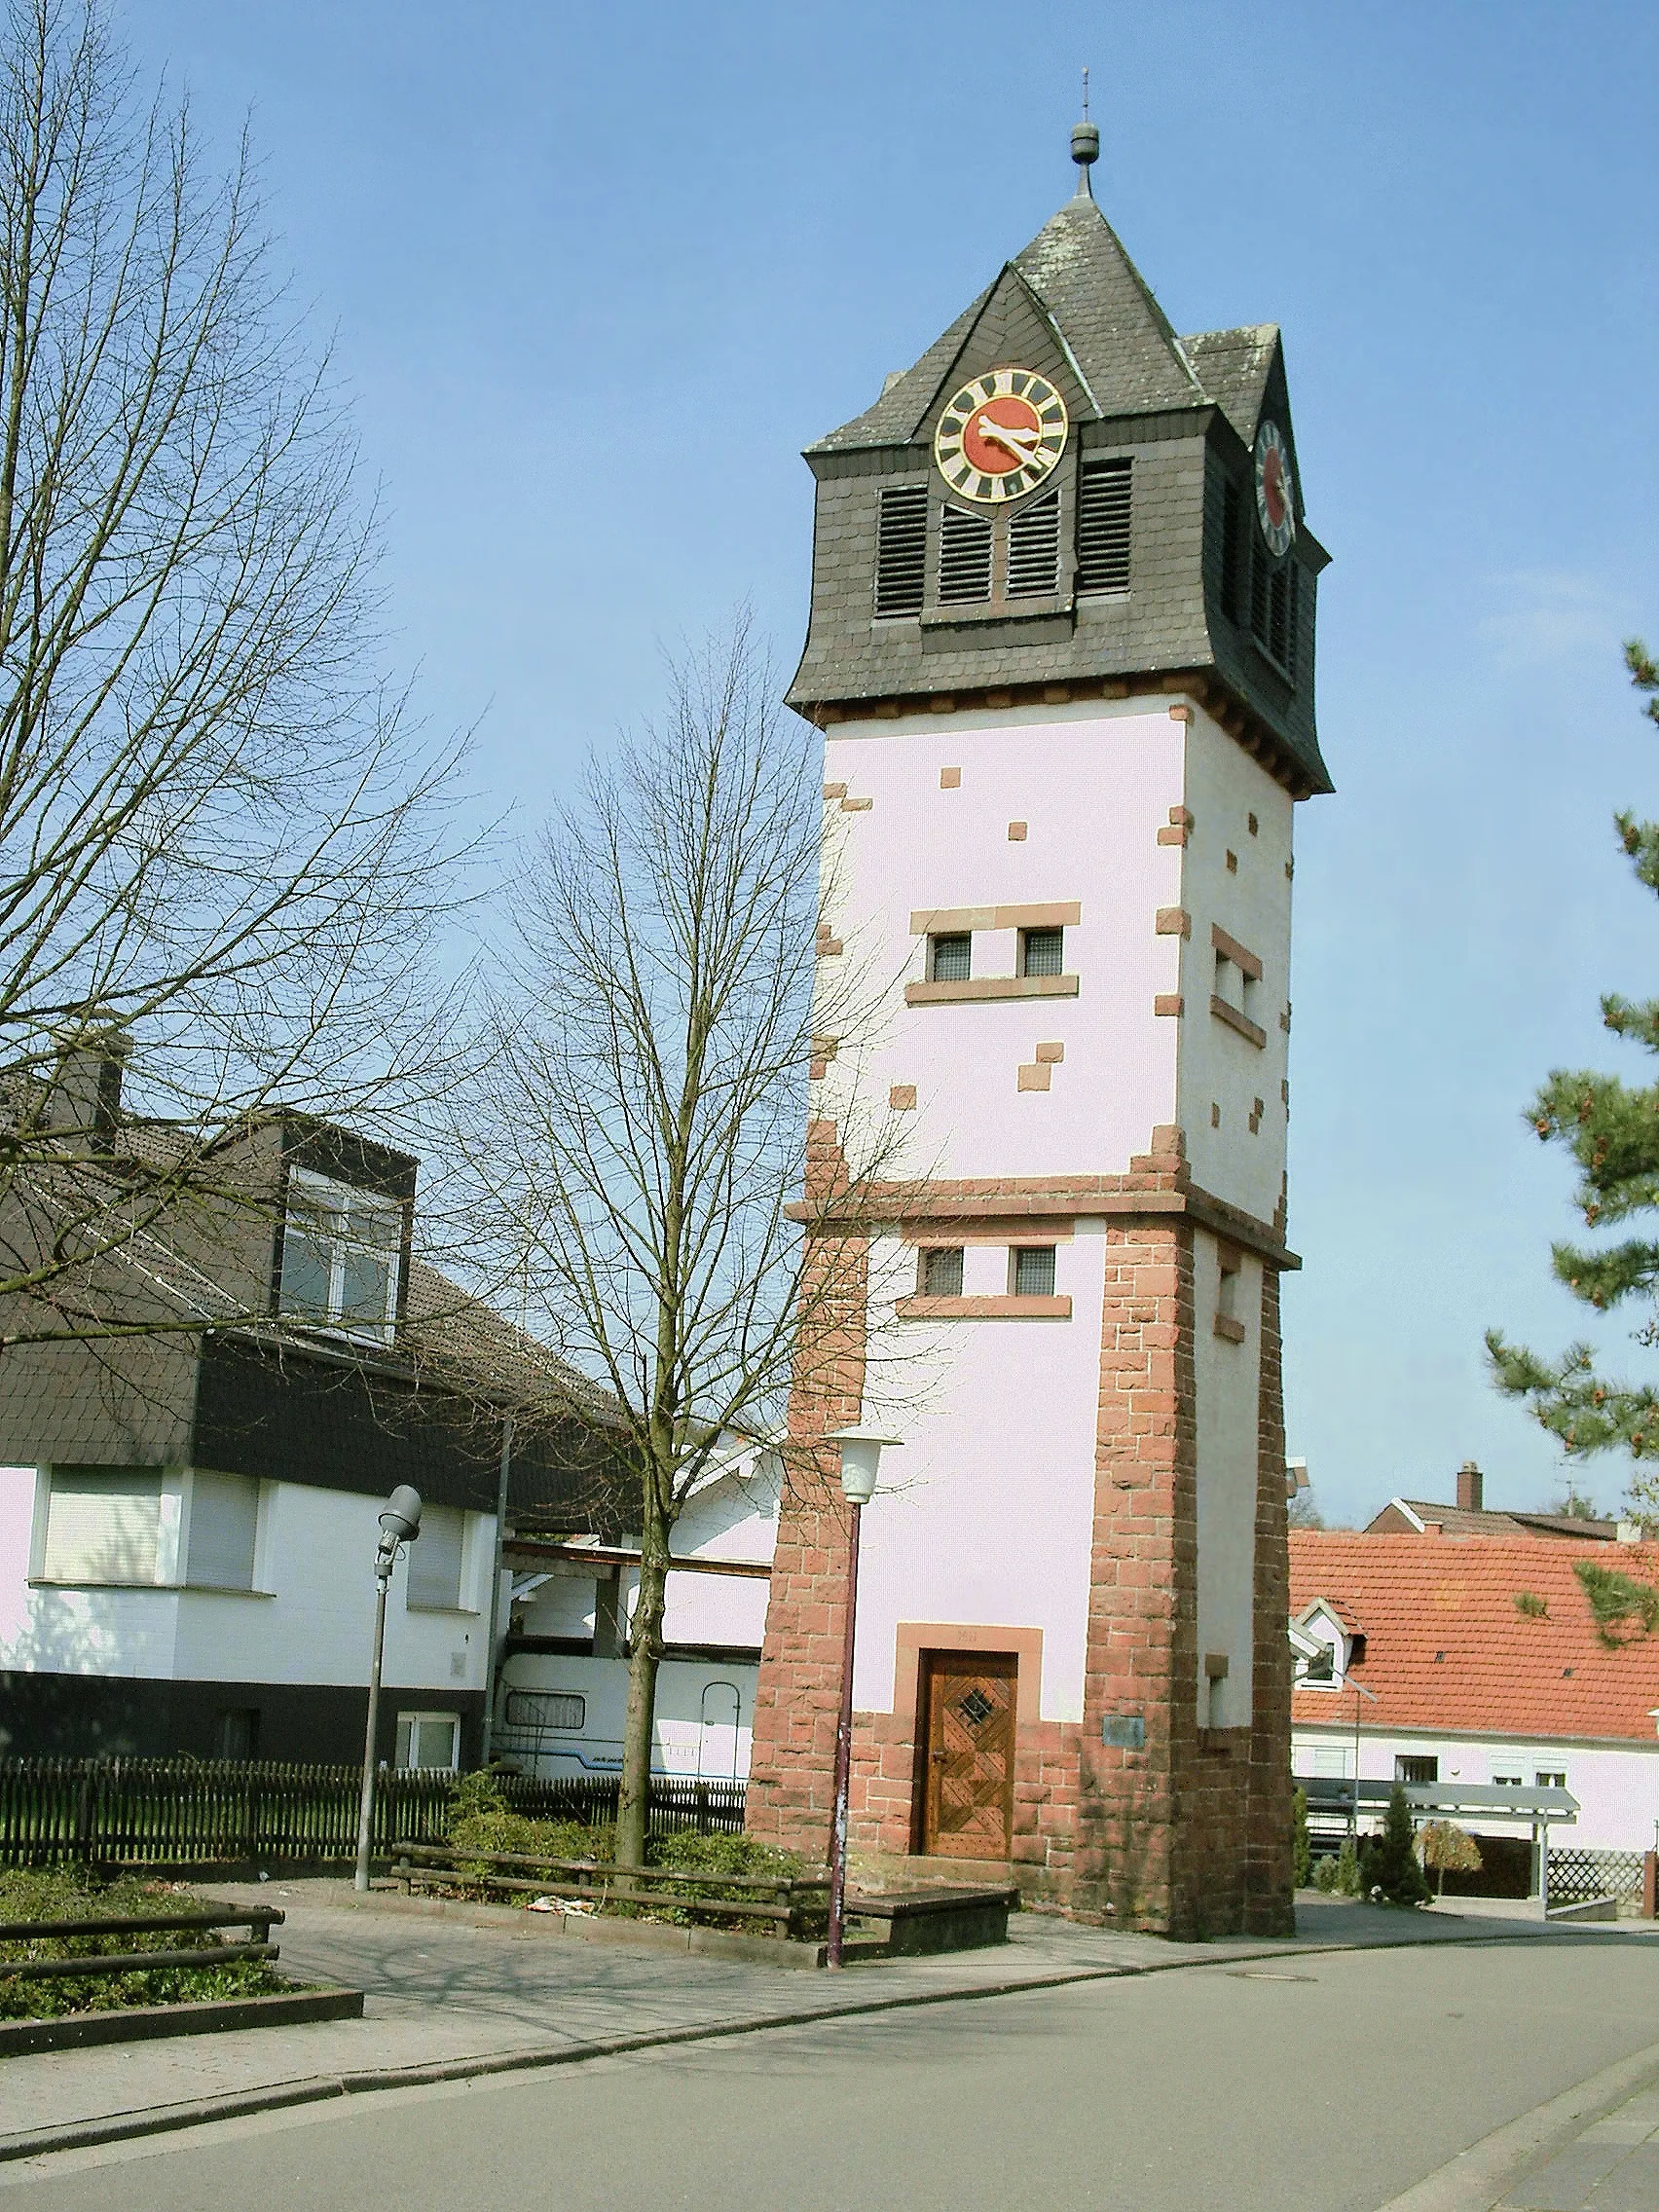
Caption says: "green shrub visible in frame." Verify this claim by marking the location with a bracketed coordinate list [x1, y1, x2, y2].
[1292, 1787, 1312, 1888]
[1359, 1786, 1431, 1906]
[0, 1866, 287, 2020]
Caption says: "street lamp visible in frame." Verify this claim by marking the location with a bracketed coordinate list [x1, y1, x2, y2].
[353, 1485, 423, 1893]
[825, 1427, 900, 1969]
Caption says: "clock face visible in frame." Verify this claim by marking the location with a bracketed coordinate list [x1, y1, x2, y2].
[1254, 420, 1295, 558]
[934, 369, 1068, 504]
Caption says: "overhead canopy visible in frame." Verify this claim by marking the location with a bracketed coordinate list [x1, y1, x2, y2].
[1299, 1777, 1577, 1825]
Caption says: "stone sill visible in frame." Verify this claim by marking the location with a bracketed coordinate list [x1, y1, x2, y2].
[1210, 994, 1267, 1049]
[906, 976, 1080, 1008]
[28, 1579, 275, 1598]
[1213, 1313, 1247, 1345]
[895, 1294, 1072, 1321]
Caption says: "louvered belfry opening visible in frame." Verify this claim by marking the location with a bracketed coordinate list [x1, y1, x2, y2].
[1075, 457, 1131, 593]
[938, 503, 993, 606]
[1249, 540, 1299, 681]
[1220, 478, 1243, 622]
[1007, 488, 1061, 599]
[873, 483, 928, 618]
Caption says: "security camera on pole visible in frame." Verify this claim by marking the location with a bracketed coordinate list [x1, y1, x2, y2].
[354, 1486, 423, 1893]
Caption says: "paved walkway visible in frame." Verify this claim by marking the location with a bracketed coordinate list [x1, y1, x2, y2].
[0, 1881, 1647, 2167]
[1497, 2082, 1659, 2210]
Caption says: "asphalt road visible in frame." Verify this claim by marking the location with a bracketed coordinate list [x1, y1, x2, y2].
[12, 1933, 1659, 2211]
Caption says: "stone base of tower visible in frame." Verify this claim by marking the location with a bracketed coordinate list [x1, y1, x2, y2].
[747, 1138, 1295, 1939]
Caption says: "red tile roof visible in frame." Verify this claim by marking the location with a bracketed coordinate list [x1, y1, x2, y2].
[1289, 1531, 1659, 1744]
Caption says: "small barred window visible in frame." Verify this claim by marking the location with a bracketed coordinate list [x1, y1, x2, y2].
[874, 484, 928, 618]
[929, 932, 971, 982]
[922, 1246, 965, 1298]
[1013, 1245, 1056, 1298]
[938, 503, 993, 605]
[1076, 458, 1131, 593]
[1020, 927, 1063, 977]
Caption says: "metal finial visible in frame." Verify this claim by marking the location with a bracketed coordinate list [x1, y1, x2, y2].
[1071, 69, 1099, 198]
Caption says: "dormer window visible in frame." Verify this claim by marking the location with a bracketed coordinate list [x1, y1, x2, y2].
[278, 1167, 404, 1345]
[1294, 1602, 1350, 1690]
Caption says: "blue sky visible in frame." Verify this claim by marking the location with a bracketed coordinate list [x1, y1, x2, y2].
[123, 1, 1658, 1529]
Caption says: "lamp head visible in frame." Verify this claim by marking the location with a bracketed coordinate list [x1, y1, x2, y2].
[377, 1485, 422, 1562]
[828, 1427, 902, 1507]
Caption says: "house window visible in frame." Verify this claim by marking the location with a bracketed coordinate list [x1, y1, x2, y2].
[938, 503, 993, 605]
[1007, 488, 1061, 598]
[504, 1690, 585, 1732]
[1076, 457, 1131, 593]
[41, 1468, 162, 1585]
[1302, 1643, 1335, 1683]
[1396, 1755, 1439, 1785]
[929, 932, 972, 982]
[406, 1505, 465, 1610]
[1020, 926, 1063, 977]
[186, 1472, 260, 1592]
[215, 1709, 260, 1761]
[1535, 1769, 1567, 1790]
[1493, 1772, 1523, 1788]
[395, 1712, 461, 1772]
[921, 1246, 965, 1298]
[873, 484, 927, 618]
[1012, 1245, 1056, 1298]
[278, 1168, 404, 1344]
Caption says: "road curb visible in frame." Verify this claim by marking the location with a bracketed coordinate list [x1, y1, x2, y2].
[0, 1924, 1629, 2168]
[1372, 2037, 1659, 2211]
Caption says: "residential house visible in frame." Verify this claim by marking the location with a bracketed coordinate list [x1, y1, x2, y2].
[1365, 1459, 1623, 1542]
[1290, 1530, 1659, 1865]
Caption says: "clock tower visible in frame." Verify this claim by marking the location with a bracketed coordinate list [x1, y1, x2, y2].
[746, 120, 1331, 1936]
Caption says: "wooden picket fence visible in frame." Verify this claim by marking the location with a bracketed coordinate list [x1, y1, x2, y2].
[0, 1758, 747, 1869]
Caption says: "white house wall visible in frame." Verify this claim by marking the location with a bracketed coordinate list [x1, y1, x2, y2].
[1293, 1722, 1659, 1854]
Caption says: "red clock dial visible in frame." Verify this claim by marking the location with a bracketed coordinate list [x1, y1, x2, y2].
[1254, 420, 1295, 557]
[934, 369, 1068, 503]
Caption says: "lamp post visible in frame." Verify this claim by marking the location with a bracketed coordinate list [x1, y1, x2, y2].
[825, 1428, 900, 1970]
[353, 1485, 423, 1894]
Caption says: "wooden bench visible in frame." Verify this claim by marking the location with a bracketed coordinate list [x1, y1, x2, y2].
[845, 1886, 1016, 1956]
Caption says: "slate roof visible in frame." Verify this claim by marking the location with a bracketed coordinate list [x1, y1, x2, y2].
[812, 195, 1214, 454]
[1289, 1531, 1659, 1744]
[1179, 326, 1279, 449]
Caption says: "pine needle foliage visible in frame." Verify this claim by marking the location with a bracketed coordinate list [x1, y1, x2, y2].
[1572, 1560, 1659, 1647]
[1489, 643, 1659, 1509]
[1360, 1785, 1430, 1907]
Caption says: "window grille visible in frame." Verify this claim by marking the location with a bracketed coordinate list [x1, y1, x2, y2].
[1020, 926, 1063, 977]
[1220, 477, 1243, 621]
[922, 1246, 965, 1298]
[1076, 458, 1131, 593]
[1013, 1246, 1056, 1298]
[1007, 488, 1061, 598]
[1396, 1755, 1439, 1785]
[874, 484, 928, 617]
[929, 932, 971, 982]
[938, 503, 993, 605]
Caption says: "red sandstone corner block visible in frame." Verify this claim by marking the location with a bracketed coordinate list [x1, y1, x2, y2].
[1017, 1063, 1051, 1092]
[1154, 993, 1184, 1017]
[890, 1084, 916, 1110]
[1035, 1041, 1064, 1064]
[840, 796, 872, 812]
[940, 765, 961, 789]
[1008, 821, 1028, 841]
[1167, 703, 1194, 723]
[1154, 906, 1191, 938]
[1157, 824, 1189, 846]
[822, 782, 847, 800]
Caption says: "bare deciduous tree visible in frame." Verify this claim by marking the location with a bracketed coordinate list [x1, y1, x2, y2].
[461, 621, 897, 1870]
[0, 0, 469, 1350]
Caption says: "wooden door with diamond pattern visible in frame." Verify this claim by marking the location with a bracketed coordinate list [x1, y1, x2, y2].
[918, 1652, 1016, 1859]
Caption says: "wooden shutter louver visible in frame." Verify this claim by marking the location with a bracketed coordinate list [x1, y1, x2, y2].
[1076, 458, 1131, 592]
[938, 503, 993, 605]
[1220, 478, 1243, 621]
[1007, 489, 1061, 598]
[874, 484, 928, 617]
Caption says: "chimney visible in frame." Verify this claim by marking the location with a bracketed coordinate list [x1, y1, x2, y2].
[1456, 1460, 1484, 1514]
[45, 1027, 130, 1148]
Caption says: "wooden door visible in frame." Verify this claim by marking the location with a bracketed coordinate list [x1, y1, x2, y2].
[919, 1652, 1017, 1859]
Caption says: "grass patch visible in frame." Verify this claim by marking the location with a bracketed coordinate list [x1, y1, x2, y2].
[0, 1866, 289, 2021]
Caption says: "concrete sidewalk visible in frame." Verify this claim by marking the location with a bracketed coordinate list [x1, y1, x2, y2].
[0, 1881, 1645, 2167]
